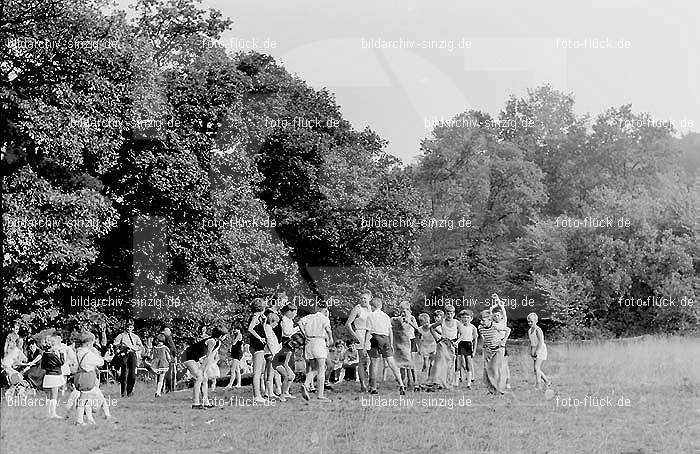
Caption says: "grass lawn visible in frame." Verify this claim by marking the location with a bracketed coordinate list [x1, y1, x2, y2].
[1, 336, 699, 454]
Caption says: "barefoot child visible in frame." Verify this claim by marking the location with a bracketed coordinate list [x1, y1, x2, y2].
[527, 312, 551, 389]
[456, 310, 478, 388]
[414, 312, 437, 379]
[491, 294, 511, 389]
[74, 332, 114, 425]
[41, 335, 67, 419]
[151, 334, 171, 397]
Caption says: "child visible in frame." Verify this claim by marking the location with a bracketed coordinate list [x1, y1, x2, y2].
[205, 350, 221, 391]
[151, 334, 171, 397]
[415, 313, 436, 376]
[224, 328, 243, 389]
[527, 312, 551, 389]
[263, 312, 284, 400]
[491, 294, 511, 389]
[241, 344, 253, 374]
[478, 310, 510, 395]
[74, 332, 114, 425]
[331, 341, 346, 382]
[456, 310, 478, 388]
[40, 335, 67, 419]
[342, 341, 360, 382]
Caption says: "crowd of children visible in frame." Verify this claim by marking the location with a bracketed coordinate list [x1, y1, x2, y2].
[2, 291, 553, 420]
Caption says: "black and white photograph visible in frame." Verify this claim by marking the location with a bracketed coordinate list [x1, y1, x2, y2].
[1, 0, 699, 453]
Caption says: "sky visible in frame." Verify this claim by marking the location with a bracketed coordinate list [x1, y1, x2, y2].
[185, 1, 698, 162]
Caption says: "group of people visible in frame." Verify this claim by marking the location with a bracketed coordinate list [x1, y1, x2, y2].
[175, 289, 552, 407]
[2, 289, 552, 418]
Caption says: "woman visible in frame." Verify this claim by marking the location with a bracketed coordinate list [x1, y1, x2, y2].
[224, 327, 243, 389]
[182, 325, 228, 409]
[4, 322, 23, 356]
[247, 298, 268, 403]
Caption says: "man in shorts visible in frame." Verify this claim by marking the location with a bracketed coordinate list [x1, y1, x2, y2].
[298, 300, 333, 402]
[365, 297, 406, 395]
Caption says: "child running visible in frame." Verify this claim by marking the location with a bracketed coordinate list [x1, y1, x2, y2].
[527, 312, 551, 389]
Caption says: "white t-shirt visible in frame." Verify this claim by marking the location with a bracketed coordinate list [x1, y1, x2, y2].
[280, 316, 299, 337]
[457, 322, 477, 342]
[75, 347, 104, 372]
[366, 309, 392, 336]
[299, 312, 330, 338]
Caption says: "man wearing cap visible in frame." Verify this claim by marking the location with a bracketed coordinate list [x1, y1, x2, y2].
[365, 297, 406, 395]
[113, 320, 144, 397]
[298, 300, 333, 401]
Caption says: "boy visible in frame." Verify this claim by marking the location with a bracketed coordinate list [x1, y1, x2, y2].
[342, 341, 360, 382]
[478, 309, 510, 395]
[491, 294, 511, 389]
[456, 310, 478, 388]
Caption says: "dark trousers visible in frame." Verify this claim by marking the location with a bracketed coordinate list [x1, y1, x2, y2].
[164, 362, 175, 392]
[119, 351, 137, 396]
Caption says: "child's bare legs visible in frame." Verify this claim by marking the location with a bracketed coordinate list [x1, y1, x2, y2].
[534, 357, 549, 388]
[224, 359, 241, 388]
[337, 367, 345, 382]
[94, 388, 112, 419]
[251, 352, 266, 400]
[503, 356, 511, 389]
[155, 372, 165, 396]
[76, 392, 86, 424]
[264, 359, 274, 398]
[184, 361, 204, 405]
[384, 357, 405, 388]
[466, 356, 475, 387]
[47, 387, 62, 419]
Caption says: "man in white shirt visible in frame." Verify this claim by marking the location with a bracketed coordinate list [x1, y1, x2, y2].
[113, 320, 143, 397]
[298, 301, 333, 402]
[364, 297, 406, 395]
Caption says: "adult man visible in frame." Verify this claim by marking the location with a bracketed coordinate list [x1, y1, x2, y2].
[298, 300, 333, 402]
[113, 320, 144, 397]
[365, 297, 406, 395]
[345, 289, 372, 391]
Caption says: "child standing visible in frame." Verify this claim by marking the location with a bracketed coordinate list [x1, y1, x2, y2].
[74, 332, 114, 425]
[151, 334, 171, 397]
[41, 335, 66, 419]
[415, 313, 436, 376]
[527, 312, 551, 389]
[456, 310, 478, 388]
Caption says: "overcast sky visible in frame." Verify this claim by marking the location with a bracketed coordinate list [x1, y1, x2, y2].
[197, 0, 699, 162]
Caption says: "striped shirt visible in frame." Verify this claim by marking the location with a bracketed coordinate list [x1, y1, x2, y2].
[479, 323, 503, 350]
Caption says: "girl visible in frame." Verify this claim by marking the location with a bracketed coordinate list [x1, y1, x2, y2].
[415, 313, 436, 377]
[247, 298, 268, 403]
[276, 303, 300, 398]
[224, 328, 243, 389]
[151, 334, 171, 397]
[41, 335, 67, 419]
[182, 325, 228, 409]
[527, 313, 551, 389]
[263, 312, 284, 400]
[241, 344, 253, 374]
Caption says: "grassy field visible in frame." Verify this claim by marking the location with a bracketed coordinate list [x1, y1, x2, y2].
[1, 336, 699, 454]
